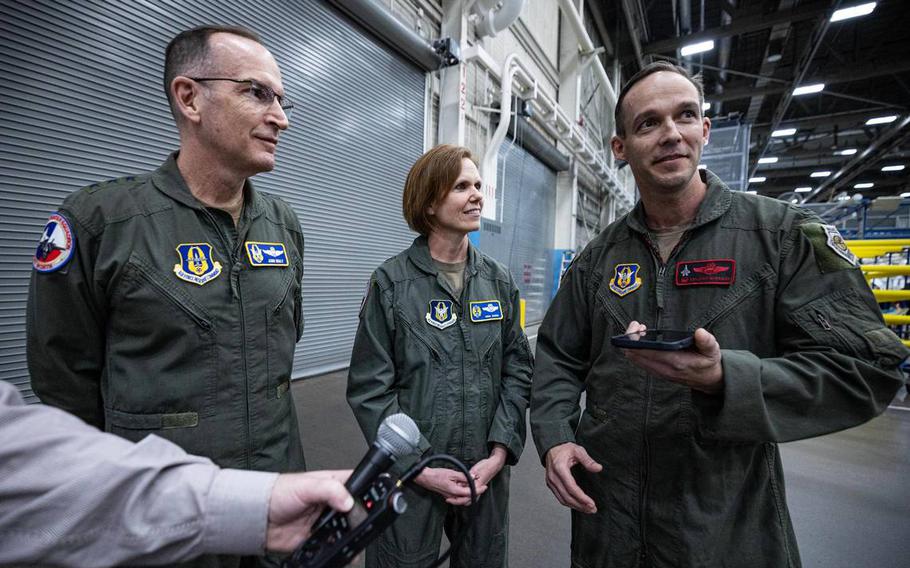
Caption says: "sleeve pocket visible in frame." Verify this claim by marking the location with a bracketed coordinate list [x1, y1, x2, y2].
[791, 289, 906, 365]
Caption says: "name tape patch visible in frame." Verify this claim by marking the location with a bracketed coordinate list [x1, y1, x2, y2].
[470, 300, 503, 322]
[675, 259, 736, 286]
[245, 241, 288, 267]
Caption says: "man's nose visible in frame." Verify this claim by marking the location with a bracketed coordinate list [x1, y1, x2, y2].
[267, 102, 290, 130]
[659, 118, 682, 142]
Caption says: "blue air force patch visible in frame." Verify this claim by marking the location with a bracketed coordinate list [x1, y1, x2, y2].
[33, 213, 75, 273]
[470, 300, 503, 322]
[245, 241, 288, 267]
[426, 299, 457, 329]
[173, 243, 222, 285]
[609, 263, 642, 297]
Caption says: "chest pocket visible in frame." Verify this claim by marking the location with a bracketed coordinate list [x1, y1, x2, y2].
[263, 258, 302, 399]
[106, 254, 217, 424]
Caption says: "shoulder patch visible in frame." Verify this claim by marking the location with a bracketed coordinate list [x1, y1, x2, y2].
[800, 223, 858, 272]
[33, 213, 76, 273]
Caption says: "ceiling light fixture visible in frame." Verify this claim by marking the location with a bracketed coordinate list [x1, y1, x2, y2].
[795, 187, 813, 193]
[749, 177, 767, 183]
[680, 40, 715, 57]
[853, 182, 874, 189]
[830, 2, 877, 23]
[866, 115, 898, 126]
[837, 148, 858, 156]
[772, 128, 797, 137]
[702, 102, 711, 112]
[792, 83, 825, 96]
[758, 157, 779, 164]
[881, 165, 905, 172]
[810, 171, 832, 178]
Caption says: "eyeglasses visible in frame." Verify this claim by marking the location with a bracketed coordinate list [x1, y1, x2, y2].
[189, 77, 294, 116]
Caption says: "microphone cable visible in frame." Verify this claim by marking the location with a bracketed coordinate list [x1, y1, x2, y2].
[398, 454, 478, 568]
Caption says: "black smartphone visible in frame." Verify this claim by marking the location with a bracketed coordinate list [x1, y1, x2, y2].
[610, 329, 694, 351]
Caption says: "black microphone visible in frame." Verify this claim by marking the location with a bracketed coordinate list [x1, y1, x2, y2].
[345, 413, 420, 499]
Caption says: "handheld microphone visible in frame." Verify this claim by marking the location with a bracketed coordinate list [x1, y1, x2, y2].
[283, 414, 421, 568]
[345, 413, 420, 498]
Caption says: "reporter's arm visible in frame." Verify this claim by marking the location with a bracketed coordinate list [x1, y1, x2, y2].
[0, 381, 351, 566]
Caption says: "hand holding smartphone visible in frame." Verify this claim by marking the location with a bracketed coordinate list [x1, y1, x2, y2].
[610, 329, 694, 351]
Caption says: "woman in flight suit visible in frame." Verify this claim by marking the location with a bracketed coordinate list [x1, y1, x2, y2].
[346, 144, 533, 568]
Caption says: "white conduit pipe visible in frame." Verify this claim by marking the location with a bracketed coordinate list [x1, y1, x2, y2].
[480, 53, 521, 219]
[556, 0, 617, 107]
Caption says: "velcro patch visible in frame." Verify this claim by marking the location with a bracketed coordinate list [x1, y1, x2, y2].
[675, 259, 735, 286]
[33, 213, 75, 273]
[470, 300, 503, 322]
[245, 241, 288, 267]
[800, 223, 858, 273]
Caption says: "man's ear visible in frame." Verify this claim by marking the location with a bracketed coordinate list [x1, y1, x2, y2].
[702, 116, 711, 145]
[172, 76, 203, 124]
[611, 135, 626, 162]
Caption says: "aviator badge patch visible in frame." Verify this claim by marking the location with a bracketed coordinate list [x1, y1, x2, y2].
[33, 213, 75, 273]
[245, 241, 288, 267]
[470, 300, 503, 322]
[173, 243, 222, 285]
[609, 263, 642, 297]
[426, 299, 457, 329]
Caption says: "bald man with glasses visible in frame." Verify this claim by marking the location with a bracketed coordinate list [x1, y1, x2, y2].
[27, 25, 306, 568]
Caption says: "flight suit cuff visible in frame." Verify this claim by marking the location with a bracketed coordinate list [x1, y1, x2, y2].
[487, 429, 522, 466]
[692, 349, 764, 440]
[531, 421, 576, 465]
[202, 469, 278, 556]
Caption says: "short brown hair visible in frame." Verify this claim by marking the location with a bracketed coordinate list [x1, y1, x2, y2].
[614, 61, 704, 137]
[163, 25, 262, 121]
[402, 145, 478, 236]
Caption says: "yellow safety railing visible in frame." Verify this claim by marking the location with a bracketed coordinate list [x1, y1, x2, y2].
[846, 239, 910, 259]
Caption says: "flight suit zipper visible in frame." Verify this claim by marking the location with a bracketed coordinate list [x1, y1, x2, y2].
[201, 208, 252, 468]
[637, 230, 691, 560]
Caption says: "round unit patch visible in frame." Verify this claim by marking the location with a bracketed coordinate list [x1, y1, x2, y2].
[33, 213, 75, 273]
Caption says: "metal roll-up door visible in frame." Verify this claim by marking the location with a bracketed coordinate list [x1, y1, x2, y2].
[478, 140, 557, 325]
[0, 0, 423, 400]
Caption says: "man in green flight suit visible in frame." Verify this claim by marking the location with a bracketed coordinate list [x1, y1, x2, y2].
[27, 25, 305, 568]
[530, 61, 908, 568]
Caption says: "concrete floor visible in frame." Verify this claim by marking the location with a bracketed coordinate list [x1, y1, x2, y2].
[293, 338, 910, 568]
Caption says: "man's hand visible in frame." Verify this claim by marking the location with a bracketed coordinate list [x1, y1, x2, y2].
[620, 321, 724, 394]
[414, 466, 481, 506]
[265, 470, 354, 552]
[544, 442, 603, 513]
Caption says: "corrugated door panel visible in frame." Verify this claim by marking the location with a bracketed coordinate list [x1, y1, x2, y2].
[479, 140, 557, 325]
[0, 0, 422, 401]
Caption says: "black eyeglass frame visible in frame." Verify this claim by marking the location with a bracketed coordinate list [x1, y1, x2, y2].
[188, 77, 294, 112]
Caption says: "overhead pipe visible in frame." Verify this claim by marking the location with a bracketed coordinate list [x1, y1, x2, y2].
[556, 0, 618, 107]
[481, 54, 522, 218]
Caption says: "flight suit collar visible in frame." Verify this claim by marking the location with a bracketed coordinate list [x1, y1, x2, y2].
[625, 169, 733, 235]
[150, 152, 264, 220]
[407, 235, 481, 277]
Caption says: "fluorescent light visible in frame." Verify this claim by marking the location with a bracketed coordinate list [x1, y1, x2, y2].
[758, 157, 779, 164]
[745, 190, 757, 194]
[795, 187, 813, 193]
[772, 128, 797, 137]
[901, 192, 910, 198]
[749, 177, 767, 183]
[697, 164, 707, 170]
[882, 165, 905, 172]
[836, 194, 851, 201]
[810, 171, 832, 178]
[702, 102, 711, 112]
[680, 40, 715, 57]
[854, 182, 874, 189]
[866, 115, 898, 125]
[830, 2, 877, 23]
[793, 83, 825, 96]
[837, 148, 858, 156]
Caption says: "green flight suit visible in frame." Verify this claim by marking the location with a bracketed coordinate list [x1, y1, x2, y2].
[530, 171, 907, 568]
[347, 236, 533, 568]
[27, 153, 306, 566]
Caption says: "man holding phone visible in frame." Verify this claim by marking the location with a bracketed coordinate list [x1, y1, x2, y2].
[529, 61, 907, 568]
